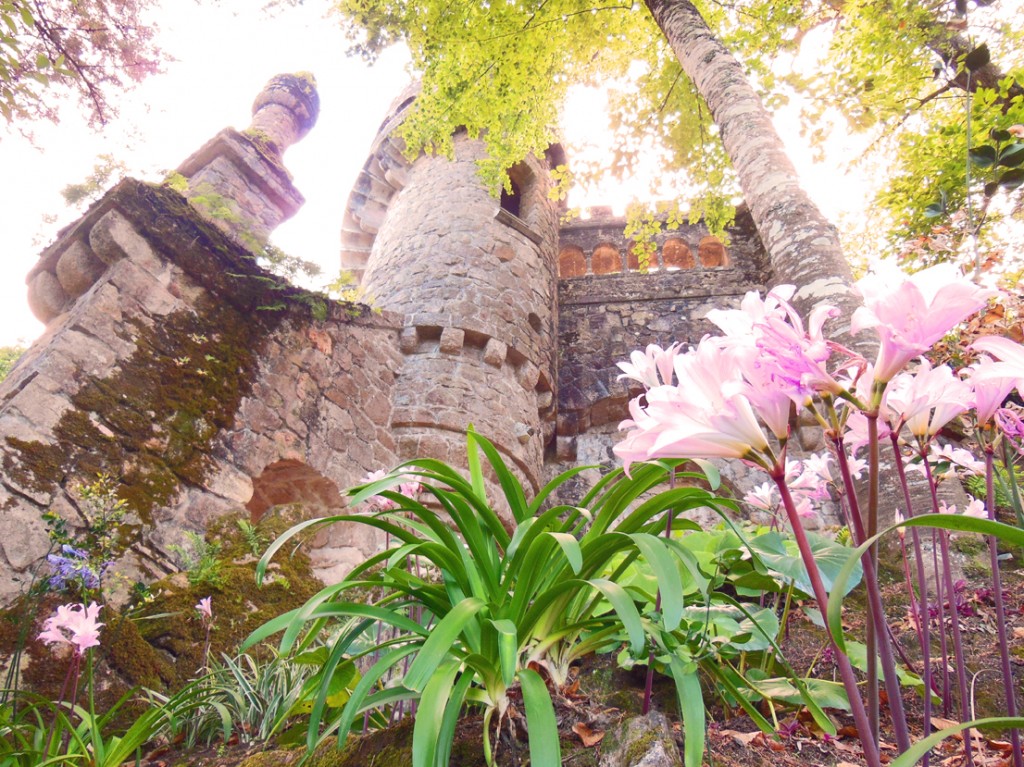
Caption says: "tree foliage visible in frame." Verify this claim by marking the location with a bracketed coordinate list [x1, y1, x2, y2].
[0, 0, 162, 129]
[334, 0, 1023, 274]
[337, 0, 738, 232]
[0, 345, 24, 382]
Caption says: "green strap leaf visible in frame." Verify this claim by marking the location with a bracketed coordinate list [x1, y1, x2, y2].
[587, 578, 645, 654]
[890, 717, 1024, 767]
[519, 668, 561, 767]
[629, 533, 684, 630]
[669, 656, 705, 767]
[404, 597, 486, 692]
[545, 532, 583, 574]
[413, 660, 462, 767]
[827, 514, 1024, 653]
[489, 618, 519, 688]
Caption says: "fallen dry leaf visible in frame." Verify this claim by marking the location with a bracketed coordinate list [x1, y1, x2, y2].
[572, 722, 605, 747]
[931, 716, 964, 740]
[720, 729, 761, 746]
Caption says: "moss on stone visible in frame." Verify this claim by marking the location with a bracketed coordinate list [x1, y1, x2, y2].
[238, 748, 304, 767]
[102, 612, 176, 690]
[5, 296, 263, 525]
[135, 508, 323, 688]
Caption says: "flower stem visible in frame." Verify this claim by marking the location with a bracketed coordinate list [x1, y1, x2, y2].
[889, 433, 933, 767]
[772, 471, 880, 767]
[984, 445, 1022, 767]
[835, 427, 911, 754]
[923, 455, 973, 765]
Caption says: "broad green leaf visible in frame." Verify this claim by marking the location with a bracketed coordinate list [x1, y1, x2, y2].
[748, 530, 861, 598]
[680, 605, 780, 654]
[968, 144, 997, 168]
[745, 675, 849, 711]
[963, 43, 990, 72]
[999, 167, 1024, 190]
[998, 143, 1024, 168]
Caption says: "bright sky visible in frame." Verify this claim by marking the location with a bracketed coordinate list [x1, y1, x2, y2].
[0, 0, 872, 348]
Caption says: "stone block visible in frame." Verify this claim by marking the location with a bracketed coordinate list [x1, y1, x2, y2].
[556, 435, 577, 462]
[0, 488, 50, 570]
[27, 270, 67, 323]
[483, 337, 507, 367]
[204, 463, 254, 503]
[598, 713, 682, 767]
[439, 327, 465, 354]
[516, 361, 540, 391]
[399, 326, 419, 353]
[56, 241, 106, 298]
[89, 210, 160, 275]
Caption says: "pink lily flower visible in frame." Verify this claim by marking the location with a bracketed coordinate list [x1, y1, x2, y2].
[852, 262, 995, 383]
[886, 362, 972, 438]
[970, 336, 1024, 423]
[754, 298, 849, 402]
[615, 339, 770, 473]
[744, 482, 778, 512]
[616, 343, 682, 389]
[963, 499, 988, 519]
[195, 596, 213, 621]
[706, 284, 796, 340]
[38, 602, 103, 656]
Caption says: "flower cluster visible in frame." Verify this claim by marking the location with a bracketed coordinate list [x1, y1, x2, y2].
[743, 454, 836, 524]
[38, 602, 103, 656]
[46, 544, 108, 592]
[616, 262, 1010, 485]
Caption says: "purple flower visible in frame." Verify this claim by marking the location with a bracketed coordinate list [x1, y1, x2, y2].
[46, 545, 102, 591]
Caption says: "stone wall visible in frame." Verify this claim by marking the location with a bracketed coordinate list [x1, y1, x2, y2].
[554, 209, 770, 462]
[0, 177, 406, 602]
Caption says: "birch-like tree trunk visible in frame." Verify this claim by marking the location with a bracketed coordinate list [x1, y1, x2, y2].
[644, 0, 864, 337]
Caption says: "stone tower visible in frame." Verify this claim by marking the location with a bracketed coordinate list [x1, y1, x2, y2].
[341, 89, 563, 497]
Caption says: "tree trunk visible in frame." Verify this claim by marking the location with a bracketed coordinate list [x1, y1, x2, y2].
[643, 0, 865, 341]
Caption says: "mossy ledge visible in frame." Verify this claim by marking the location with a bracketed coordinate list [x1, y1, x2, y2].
[5, 176, 376, 521]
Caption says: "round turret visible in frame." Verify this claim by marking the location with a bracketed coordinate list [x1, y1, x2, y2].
[341, 90, 562, 493]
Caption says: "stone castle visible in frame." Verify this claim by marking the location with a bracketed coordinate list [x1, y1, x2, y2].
[0, 74, 773, 604]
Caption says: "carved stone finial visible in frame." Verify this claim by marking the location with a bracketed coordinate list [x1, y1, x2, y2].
[248, 73, 320, 155]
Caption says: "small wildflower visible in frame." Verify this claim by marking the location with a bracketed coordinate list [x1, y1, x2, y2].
[195, 596, 213, 621]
